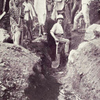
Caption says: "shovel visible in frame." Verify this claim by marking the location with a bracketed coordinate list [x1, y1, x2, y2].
[52, 41, 60, 68]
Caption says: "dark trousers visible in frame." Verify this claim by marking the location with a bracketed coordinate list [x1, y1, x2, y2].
[25, 20, 33, 40]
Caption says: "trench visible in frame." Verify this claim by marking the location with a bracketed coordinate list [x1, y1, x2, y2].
[0, 19, 85, 100]
[0, 6, 86, 99]
[22, 27, 84, 100]
[23, 40, 61, 100]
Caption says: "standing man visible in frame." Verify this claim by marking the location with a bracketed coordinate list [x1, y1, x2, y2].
[23, 0, 36, 40]
[72, 0, 92, 31]
[50, 14, 70, 56]
[34, 0, 47, 36]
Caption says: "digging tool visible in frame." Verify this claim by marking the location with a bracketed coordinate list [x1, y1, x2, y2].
[3, 0, 6, 12]
[0, 0, 6, 20]
[0, 12, 6, 20]
[52, 41, 60, 68]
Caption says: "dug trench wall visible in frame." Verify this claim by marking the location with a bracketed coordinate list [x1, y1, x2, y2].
[63, 38, 100, 100]
[0, 43, 40, 100]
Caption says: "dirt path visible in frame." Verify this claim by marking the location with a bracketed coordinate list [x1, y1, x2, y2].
[70, 30, 85, 50]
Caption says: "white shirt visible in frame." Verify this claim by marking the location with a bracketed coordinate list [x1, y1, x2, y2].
[82, 0, 92, 5]
[23, 2, 36, 21]
[50, 22, 64, 35]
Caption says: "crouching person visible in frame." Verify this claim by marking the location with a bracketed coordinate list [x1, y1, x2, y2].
[50, 14, 70, 57]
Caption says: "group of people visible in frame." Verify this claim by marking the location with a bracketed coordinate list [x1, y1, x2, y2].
[0, 0, 47, 44]
[0, 0, 96, 61]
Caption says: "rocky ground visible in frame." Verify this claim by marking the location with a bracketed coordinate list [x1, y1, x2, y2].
[0, 43, 40, 100]
[0, 1, 100, 100]
[0, 23, 100, 100]
[59, 38, 100, 100]
[0, 28, 84, 100]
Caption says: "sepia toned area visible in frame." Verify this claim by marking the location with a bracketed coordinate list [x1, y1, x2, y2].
[0, 0, 100, 100]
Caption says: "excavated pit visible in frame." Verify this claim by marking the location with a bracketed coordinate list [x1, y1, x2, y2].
[23, 38, 62, 100]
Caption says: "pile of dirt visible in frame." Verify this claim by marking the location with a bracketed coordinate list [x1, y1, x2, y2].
[90, 1, 100, 24]
[0, 43, 39, 100]
[0, 36, 62, 100]
[22, 36, 61, 100]
[57, 38, 100, 100]
[84, 24, 100, 41]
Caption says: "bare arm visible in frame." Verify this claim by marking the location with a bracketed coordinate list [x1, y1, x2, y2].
[50, 24, 58, 41]
[50, 31, 58, 41]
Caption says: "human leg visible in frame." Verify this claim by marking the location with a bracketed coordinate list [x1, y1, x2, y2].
[72, 10, 83, 31]
[14, 29, 21, 45]
[58, 37, 70, 55]
[38, 13, 46, 36]
[42, 13, 46, 35]
[82, 4, 90, 29]
[71, 0, 80, 24]
[26, 20, 32, 40]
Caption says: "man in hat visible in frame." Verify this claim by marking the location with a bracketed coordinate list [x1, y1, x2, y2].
[50, 14, 70, 56]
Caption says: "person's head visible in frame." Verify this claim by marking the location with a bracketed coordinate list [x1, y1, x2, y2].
[56, 14, 64, 24]
[14, 0, 19, 6]
[25, 0, 29, 3]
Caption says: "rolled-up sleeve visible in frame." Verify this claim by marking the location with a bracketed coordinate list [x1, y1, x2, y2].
[50, 24, 56, 33]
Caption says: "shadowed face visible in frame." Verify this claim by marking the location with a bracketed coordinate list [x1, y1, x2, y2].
[57, 18, 63, 24]
[26, 0, 29, 2]
[14, 0, 19, 6]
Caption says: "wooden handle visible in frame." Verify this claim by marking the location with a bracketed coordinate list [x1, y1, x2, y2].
[0, 12, 6, 20]
[56, 41, 59, 55]
[3, 0, 6, 12]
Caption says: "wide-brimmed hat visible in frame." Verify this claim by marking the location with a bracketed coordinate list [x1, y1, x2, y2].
[56, 14, 64, 20]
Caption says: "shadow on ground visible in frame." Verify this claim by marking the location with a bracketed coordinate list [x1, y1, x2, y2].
[24, 40, 61, 100]
[25, 72, 60, 100]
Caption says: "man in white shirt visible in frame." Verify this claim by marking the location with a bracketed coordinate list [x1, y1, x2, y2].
[23, 0, 36, 40]
[72, 0, 92, 31]
[23, 0, 36, 21]
[50, 14, 70, 56]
